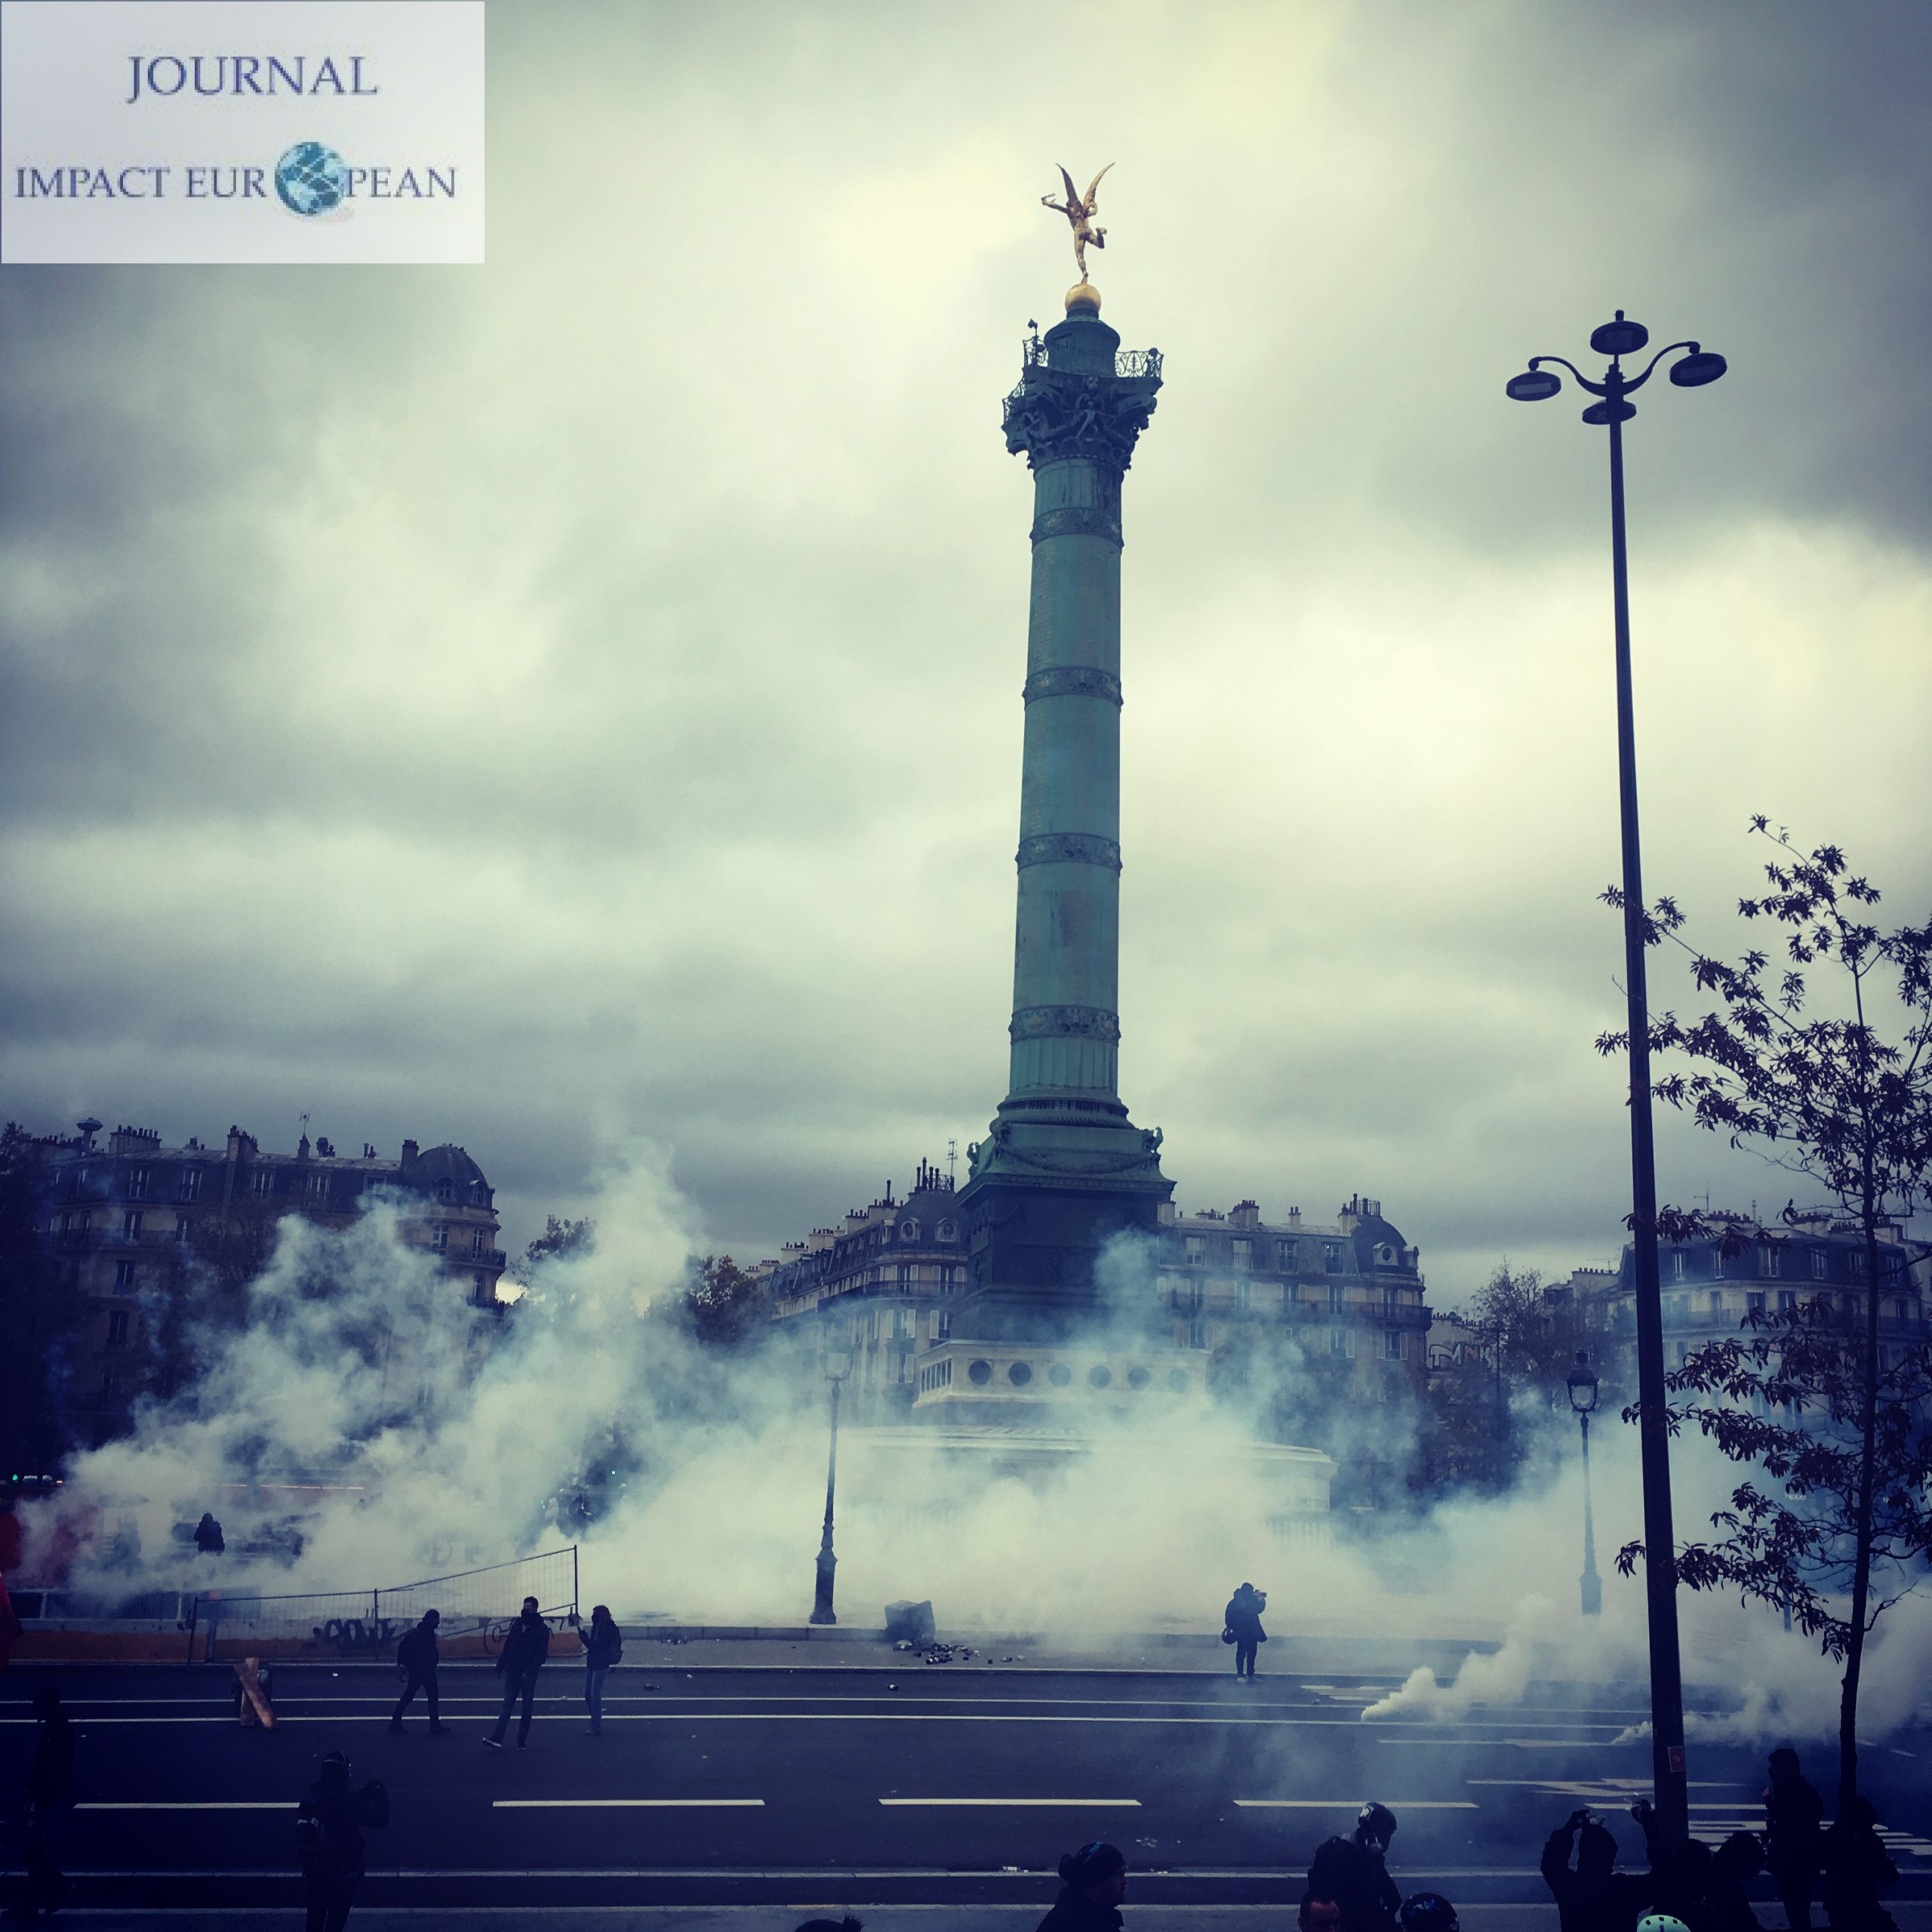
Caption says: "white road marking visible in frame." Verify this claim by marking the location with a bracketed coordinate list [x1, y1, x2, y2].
[493, 1798, 764, 1808]
[1234, 1799, 1477, 1810]
[76, 1801, 291, 1810]
[878, 1797, 1141, 1807]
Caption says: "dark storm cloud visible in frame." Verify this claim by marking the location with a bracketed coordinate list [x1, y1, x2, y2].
[2, 0, 1928, 1296]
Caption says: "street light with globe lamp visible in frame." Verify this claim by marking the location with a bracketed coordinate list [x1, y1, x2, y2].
[1505, 312, 1727, 1846]
[808, 1346, 854, 1626]
[1567, 1350, 1604, 1619]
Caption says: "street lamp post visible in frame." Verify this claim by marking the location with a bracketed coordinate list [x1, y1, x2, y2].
[808, 1347, 853, 1626]
[1567, 1350, 1604, 1618]
[1505, 312, 1726, 1847]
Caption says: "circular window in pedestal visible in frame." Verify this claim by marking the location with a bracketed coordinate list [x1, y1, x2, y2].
[1008, 1361, 1033, 1386]
[1166, 1369, 1191, 1392]
[968, 1359, 993, 1386]
[1127, 1367, 1151, 1389]
[1088, 1364, 1112, 1389]
[1047, 1363, 1072, 1387]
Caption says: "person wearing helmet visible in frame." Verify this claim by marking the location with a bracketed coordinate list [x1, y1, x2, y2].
[1308, 1804, 1401, 1932]
[295, 1749, 389, 1932]
[1036, 1840, 1128, 1930]
[1541, 1806, 1652, 1932]
[1637, 1915, 1690, 1932]
[1401, 1892, 1460, 1932]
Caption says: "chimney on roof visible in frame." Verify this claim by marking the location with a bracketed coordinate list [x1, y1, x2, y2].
[401, 1139, 419, 1164]
[1231, 1200, 1260, 1229]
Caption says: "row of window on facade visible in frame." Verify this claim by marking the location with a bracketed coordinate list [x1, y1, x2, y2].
[1163, 1278, 1419, 1315]
[1175, 1321, 1404, 1359]
[920, 1357, 1199, 1395]
[1182, 1235, 1355, 1272]
[1657, 1288, 1918, 1325]
[63, 1164, 486, 1208]
[57, 1207, 488, 1255]
[1674, 1244, 1900, 1281]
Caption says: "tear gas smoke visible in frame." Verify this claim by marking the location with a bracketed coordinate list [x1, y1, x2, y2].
[20, 1145, 1924, 1748]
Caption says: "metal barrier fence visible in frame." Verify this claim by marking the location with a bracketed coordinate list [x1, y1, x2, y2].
[189, 1546, 578, 1661]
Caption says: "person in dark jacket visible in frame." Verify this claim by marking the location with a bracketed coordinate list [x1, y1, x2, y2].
[390, 1609, 445, 1734]
[1223, 1582, 1267, 1680]
[18, 1685, 75, 1918]
[295, 1749, 387, 1932]
[1706, 1832, 1764, 1932]
[1541, 1807, 1652, 1932]
[1820, 1797, 1898, 1932]
[193, 1512, 225, 1555]
[1764, 1748, 1826, 1932]
[484, 1597, 550, 1749]
[1036, 1841, 1127, 1931]
[582, 1604, 621, 1736]
[1310, 1804, 1402, 1932]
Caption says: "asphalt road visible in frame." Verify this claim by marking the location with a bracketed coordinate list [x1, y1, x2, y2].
[4, 1662, 1929, 1921]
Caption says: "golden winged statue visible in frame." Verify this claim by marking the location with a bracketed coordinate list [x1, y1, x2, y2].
[1041, 162, 1113, 282]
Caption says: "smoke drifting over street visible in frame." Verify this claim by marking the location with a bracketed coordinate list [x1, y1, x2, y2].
[21, 1149, 1924, 1758]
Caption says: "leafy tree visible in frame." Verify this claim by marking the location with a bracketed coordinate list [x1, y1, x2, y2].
[1600, 823, 1932, 1808]
[524, 1215, 595, 1272]
[1438, 1263, 1584, 1484]
[681, 1254, 765, 1348]
[1616, 1298, 1932, 1797]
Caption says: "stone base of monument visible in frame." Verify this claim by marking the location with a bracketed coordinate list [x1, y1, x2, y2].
[833, 1419, 1335, 1544]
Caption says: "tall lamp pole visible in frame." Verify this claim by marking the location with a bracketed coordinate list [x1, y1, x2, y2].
[808, 1348, 853, 1626]
[1567, 1350, 1604, 1617]
[1505, 312, 1727, 1847]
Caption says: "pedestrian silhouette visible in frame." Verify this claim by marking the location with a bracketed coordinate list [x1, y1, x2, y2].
[14, 1685, 75, 1918]
[1310, 1803, 1401, 1932]
[1707, 1832, 1765, 1932]
[1037, 1840, 1128, 1930]
[1542, 1807, 1652, 1932]
[1820, 1796, 1898, 1932]
[390, 1609, 446, 1734]
[484, 1597, 550, 1750]
[193, 1512, 225, 1555]
[1764, 1749, 1825, 1932]
[1223, 1581, 1267, 1679]
[582, 1604, 622, 1736]
[294, 1749, 387, 1932]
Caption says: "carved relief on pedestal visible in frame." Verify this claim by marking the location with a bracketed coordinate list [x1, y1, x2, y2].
[1008, 1004, 1123, 1044]
[1015, 832, 1122, 872]
[1022, 666, 1123, 706]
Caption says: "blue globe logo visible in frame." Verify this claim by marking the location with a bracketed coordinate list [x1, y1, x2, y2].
[274, 142, 349, 217]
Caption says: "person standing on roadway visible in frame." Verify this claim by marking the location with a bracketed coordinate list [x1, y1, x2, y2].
[484, 1596, 550, 1750]
[582, 1604, 621, 1736]
[390, 1609, 445, 1735]
[1037, 1840, 1128, 1930]
[295, 1749, 387, 1932]
[1223, 1582, 1267, 1680]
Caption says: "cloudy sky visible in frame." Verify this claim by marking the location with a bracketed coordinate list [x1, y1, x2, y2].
[4, 0, 1928, 1299]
